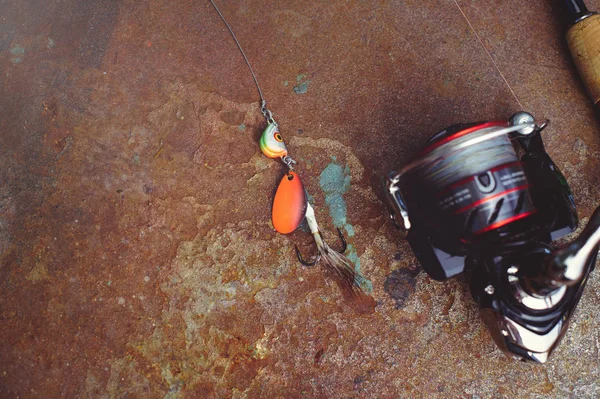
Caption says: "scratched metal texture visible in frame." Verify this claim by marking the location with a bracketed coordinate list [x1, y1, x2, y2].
[1, 0, 600, 397]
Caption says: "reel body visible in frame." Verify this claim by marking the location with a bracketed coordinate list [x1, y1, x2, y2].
[385, 112, 599, 362]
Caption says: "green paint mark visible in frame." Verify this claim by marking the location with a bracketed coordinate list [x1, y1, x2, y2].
[238, 124, 246, 131]
[10, 45, 24, 56]
[48, 38, 55, 48]
[319, 162, 351, 234]
[10, 44, 24, 64]
[319, 161, 373, 292]
[346, 244, 360, 269]
[293, 81, 310, 94]
[345, 224, 355, 236]
[283, 81, 289, 87]
[318, 162, 372, 292]
[347, 245, 372, 292]
[293, 73, 311, 94]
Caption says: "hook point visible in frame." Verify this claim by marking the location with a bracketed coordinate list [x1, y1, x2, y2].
[295, 244, 320, 267]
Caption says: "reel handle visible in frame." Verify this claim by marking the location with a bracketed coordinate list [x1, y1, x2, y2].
[546, 205, 600, 287]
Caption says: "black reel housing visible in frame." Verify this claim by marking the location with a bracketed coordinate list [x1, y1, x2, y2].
[405, 119, 577, 281]
[384, 112, 599, 363]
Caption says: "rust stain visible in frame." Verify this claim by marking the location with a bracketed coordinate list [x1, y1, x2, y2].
[1, 0, 599, 397]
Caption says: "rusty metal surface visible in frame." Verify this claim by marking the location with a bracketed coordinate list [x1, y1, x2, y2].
[1, 0, 600, 397]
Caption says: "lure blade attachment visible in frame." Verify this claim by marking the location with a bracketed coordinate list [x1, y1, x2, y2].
[272, 171, 307, 234]
[260, 123, 288, 159]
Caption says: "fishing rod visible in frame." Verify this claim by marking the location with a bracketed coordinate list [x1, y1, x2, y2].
[565, 0, 600, 107]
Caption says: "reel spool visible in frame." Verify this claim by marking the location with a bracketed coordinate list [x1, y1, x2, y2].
[385, 112, 600, 363]
[403, 121, 535, 242]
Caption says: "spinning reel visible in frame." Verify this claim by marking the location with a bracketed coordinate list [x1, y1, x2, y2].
[384, 112, 600, 363]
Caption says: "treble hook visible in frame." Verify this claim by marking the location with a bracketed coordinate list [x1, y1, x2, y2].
[295, 228, 347, 267]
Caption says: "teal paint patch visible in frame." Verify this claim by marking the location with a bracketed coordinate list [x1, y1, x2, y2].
[319, 162, 372, 292]
[346, 244, 360, 269]
[10, 44, 24, 64]
[238, 124, 246, 131]
[296, 74, 305, 82]
[47, 38, 55, 48]
[10, 44, 24, 55]
[347, 245, 372, 293]
[283, 81, 289, 87]
[319, 162, 351, 234]
[293, 81, 310, 94]
[345, 224, 355, 236]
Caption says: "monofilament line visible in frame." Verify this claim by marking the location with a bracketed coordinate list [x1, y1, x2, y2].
[452, 0, 525, 110]
[208, 0, 267, 107]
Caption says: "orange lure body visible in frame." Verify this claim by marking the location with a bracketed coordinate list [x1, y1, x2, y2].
[272, 172, 307, 234]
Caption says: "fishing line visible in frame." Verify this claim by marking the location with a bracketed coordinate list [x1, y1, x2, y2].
[452, 0, 525, 110]
[399, 1, 536, 191]
[208, 0, 274, 124]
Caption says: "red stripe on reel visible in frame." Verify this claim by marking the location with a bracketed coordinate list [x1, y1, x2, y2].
[475, 210, 537, 235]
[453, 184, 530, 214]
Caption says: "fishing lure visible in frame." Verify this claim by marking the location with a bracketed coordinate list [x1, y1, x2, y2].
[209, 0, 367, 295]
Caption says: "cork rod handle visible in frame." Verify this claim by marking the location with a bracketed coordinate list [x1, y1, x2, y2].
[567, 13, 600, 106]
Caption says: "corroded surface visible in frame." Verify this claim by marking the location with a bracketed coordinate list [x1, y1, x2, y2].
[1, 0, 600, 397]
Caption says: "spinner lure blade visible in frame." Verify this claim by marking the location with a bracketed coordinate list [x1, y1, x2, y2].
[272, 171, 307, 234]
